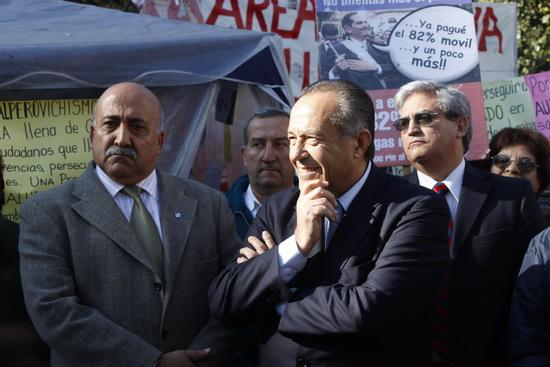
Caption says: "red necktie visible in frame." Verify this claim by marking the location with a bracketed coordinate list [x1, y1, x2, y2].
[432, 182, 452, 361]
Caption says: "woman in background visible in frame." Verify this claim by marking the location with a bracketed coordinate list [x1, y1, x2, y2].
[488, 128, 550, 194]
[487, 127, 550, 224]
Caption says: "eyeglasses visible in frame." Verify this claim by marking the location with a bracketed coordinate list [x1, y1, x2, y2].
[492, 154, 538, 174]
[392, 111, 456, 132]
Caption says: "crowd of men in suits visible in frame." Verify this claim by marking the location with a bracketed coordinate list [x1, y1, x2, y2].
[2, 78, 548, 367]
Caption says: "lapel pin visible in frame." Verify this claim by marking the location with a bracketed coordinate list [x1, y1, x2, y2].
[175, 212, 182, 219]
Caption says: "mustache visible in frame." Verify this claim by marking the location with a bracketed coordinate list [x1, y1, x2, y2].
[106, 145, 137, 160]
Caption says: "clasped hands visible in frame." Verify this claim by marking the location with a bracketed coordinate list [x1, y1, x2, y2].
[238, 179, 338, 263]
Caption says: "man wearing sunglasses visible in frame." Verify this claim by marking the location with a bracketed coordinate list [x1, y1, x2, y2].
[393, 80, 546, 367]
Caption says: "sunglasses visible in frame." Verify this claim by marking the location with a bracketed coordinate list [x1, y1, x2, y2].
[492, 154, 538, 174]
[392, 111, 457, 132]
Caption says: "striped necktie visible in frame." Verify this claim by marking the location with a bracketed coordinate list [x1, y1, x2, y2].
[325, 200, 345, 249]
[122, 185, 164, 281]
[432, 182, 452, 362]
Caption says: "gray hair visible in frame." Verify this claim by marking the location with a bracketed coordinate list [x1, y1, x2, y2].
[394, 80, 472, 152]
[244, 107, 290, 144]
[302, 79, 375, 160]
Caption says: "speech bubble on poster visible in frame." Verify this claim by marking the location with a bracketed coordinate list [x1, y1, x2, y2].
[373, 5, 478, 82]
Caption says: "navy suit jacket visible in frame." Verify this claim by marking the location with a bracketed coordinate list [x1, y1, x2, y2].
[210, 165, 450, 366]
[405, 163, 546, 367]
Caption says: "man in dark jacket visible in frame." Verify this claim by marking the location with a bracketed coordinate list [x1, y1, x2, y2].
[226, 108, 294, 240]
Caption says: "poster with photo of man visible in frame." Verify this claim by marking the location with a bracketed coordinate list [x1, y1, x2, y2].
[316, 0, 488, 166]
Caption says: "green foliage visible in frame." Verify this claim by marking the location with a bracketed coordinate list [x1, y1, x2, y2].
[516, 0, 550, 75]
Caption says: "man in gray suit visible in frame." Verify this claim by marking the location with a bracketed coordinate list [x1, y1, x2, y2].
[19, 82, 240, 367]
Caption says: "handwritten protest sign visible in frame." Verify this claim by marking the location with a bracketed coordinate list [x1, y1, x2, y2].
[525, 71, 550, 139]
[0, 99, 95, 220]
[482, 77, 536, 139]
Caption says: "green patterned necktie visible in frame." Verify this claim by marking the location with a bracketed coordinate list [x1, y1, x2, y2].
[122, 185, 164, 281]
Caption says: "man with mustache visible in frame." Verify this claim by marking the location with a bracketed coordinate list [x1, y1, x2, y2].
[19, 82, 240, 367]
[209, 80, 450, 366]
[226, 107, 295, 240]
[394, 80, 546, 366]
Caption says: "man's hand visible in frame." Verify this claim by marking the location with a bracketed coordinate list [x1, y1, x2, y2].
[295, 179, 337, 256]
[334, 55, 349, 71]
[347, 59, 379, 71]
[237, 231, 276, 264]
[157, 348, 210, 367]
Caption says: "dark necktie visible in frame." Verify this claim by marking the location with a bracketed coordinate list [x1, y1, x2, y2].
[432, 182, 452, 362]
[122, 185, 164, 281]
[325, 200, 345, 249]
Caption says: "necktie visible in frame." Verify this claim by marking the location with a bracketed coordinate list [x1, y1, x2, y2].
[325, 200, 345, 249]
[122, 185, 164, 281]
[432, 182, 452, 362]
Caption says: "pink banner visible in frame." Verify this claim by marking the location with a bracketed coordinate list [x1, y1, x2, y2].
[524, 71, 550, 139]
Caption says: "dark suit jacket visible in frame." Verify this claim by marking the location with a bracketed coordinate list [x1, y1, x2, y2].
[405, 163, 546, 367]
[320, 41, 407, 89]
[19, 163, 240, 367]
[209, 165, 450, 366]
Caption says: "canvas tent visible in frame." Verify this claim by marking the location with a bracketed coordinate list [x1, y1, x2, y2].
[0, 0, 292, 187]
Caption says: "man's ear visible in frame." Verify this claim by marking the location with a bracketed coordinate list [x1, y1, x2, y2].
[156, 131, 165, 154]
[354, 129, 372, 159]
[240, 146, 247, 168]
[455, 116, 468, 138]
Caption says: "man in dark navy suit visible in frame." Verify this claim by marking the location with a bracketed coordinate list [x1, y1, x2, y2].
[209, 80, 450, 366]
[394, 80, 546, 367]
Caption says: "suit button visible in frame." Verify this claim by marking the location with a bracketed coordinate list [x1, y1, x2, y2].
[296, 358, 309, 367]
[161, 330, 169, 340]
[154, 282, 162, 291]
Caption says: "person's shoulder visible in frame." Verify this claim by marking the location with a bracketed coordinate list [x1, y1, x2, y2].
[381, 169, 436, 200]
[262, 186, 300, 211]
[224, 175, 249, 200]
[161, 173, 224, 200]
[467, 164, 533, 195]
[21, 177, 78, 209]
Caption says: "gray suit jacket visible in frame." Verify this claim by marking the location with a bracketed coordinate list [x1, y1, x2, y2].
[19, 163, 240, 367]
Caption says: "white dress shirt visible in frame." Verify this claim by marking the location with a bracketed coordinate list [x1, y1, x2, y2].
[95, 166, 163, 241]
[416, 158, 465, 225]
[244, 184, 262, 218]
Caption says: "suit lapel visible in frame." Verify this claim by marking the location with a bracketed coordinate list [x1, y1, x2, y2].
[452, 165, 491, 258]
[326, 166, 386, 270]
[158, 174, 197, 298]
[71, 164, 158, 274]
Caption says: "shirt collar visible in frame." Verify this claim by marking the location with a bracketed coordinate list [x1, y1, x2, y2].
[244, 184, 262, 216]
[338, 161, 372, 211]
[417, 158, 465, 203]
[95, 165, 159, 201]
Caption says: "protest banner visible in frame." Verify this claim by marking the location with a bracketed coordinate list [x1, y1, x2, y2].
[135, 0, 318, 98]
[316, 0, 487, 166]
[482, 77, 536, 139]
[525, 71, 550, 139]
[474, 2, 517, 82]
[0, 99, 95, 220]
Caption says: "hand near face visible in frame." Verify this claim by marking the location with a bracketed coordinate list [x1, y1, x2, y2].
[237, 231, 276, 264]
[295, 179, 338, 256]
[157, 348, 210, 367]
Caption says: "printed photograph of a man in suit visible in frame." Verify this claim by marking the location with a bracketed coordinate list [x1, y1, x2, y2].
[18, 82, 240, 367]
[318, 11, 407, 90]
